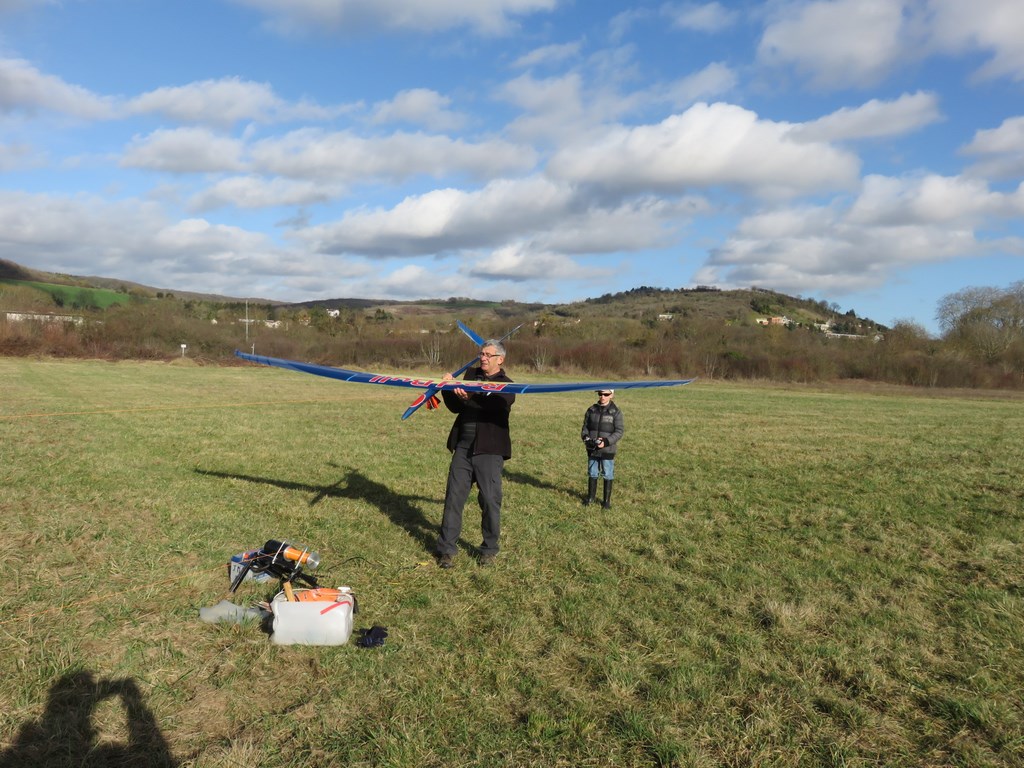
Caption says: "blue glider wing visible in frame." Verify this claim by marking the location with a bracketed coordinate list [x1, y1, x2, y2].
[235, 350, 694, 413]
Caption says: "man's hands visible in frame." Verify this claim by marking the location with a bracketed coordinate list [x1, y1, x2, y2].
[442, 372, 471, 400]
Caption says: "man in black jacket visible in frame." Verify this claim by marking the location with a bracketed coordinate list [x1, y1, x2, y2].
[435, 340, 515, 568]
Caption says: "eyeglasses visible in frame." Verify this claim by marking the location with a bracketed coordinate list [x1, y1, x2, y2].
[597, 392, 612, 397]
[479, 352, 502, 359]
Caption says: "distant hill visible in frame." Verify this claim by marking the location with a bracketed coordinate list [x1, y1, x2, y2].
[0, 258, 281, 305]
[0, 259, 42, 282]
[0, 258, 884, 331]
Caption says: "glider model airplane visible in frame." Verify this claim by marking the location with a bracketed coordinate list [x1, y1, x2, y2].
[236, 320, 695, 419]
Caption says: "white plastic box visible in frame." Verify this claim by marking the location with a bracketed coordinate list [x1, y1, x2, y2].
[270, 587, 355, 646]
[228, 551, 273, 585]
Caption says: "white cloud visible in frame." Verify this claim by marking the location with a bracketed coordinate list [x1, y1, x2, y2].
[757, 0, 1024, 90]
[667, 63, 737, 107]
[0, 58, 115, 119]
[0, 191, 162, 259]
[964, 116, 1024, 155]
[665, 2, 739, 33]
[512, 41, 582, 70]
[0, 189, 344, 298]
[188, 175, 343, 211]
[342, 263, 470, 300]
[299, 176, 574, 256]
[847, 174, 1012, 226]
[547, 102, 861, 198]
[0, 191, 241, 277]
[121, 128, 246, 173]
[128, 78, 278, 125]
[153, 218, 270, 262]
[127, 77, 348, 127]
[961, 116, 1024, 179]
[500, 72, 591, 143]
[790, 92, 943, 143]
[608, 9, 651, 43]
[926, 0, 1024, 81]
[694, 172, 1024, 296]
[369, 88, 466, 131]
[758, 0, 906, 88]
[501, 63, 673, 145]
[295, 175, 705, 268]
[468, 243, 581, 280]
[250, 128, 536, 182]
[228, 0, 559, 36]
[537, 196, 706, 254]
[502, 58, 734, 142]
[277, 260, 375, 294]
[0, 140, 43, 170]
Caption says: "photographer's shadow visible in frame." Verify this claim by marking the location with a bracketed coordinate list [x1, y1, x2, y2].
[0, 671, 176, 767]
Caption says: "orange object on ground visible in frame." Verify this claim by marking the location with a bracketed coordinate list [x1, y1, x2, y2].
[294, 588, 348, 602]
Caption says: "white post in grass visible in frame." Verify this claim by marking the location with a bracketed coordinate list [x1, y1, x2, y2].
[180, 343, 187, 358]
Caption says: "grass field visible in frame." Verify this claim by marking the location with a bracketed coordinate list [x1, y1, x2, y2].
[1, 357, 1022, 767]
[0, 279, 133, 310]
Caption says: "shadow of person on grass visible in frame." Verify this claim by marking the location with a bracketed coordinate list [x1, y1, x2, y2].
[504, 469, 579, 500]
[0, 671, 176, 768]
[196, 464, 440, 553]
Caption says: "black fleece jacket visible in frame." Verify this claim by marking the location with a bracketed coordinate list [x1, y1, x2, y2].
[443, 366, 515, 459]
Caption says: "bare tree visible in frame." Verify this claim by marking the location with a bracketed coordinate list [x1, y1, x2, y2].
[937, 282, 1024, 364]
[421, 332, 444, 366]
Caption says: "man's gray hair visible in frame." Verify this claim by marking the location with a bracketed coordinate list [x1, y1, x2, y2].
[482, 339, 506, 356]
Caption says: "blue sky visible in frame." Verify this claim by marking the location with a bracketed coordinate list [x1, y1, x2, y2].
[1, 0, 1022, 334]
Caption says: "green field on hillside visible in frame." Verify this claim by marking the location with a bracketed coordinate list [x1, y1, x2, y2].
[1, 358, 1022, 767]
[0, 278, 134, 310]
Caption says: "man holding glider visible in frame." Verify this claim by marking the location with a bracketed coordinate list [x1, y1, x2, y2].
[435, 339, 514, 569]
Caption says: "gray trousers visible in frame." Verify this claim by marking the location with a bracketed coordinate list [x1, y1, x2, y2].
[436, 444, 504, 556]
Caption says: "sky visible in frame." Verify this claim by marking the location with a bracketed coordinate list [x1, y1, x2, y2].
[1, 0, 1022, 334]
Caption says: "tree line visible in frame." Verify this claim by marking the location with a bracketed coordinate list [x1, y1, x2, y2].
[1, 280, 1021, 390]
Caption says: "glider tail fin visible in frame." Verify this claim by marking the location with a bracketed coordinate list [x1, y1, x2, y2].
[401, 391, 442, 420]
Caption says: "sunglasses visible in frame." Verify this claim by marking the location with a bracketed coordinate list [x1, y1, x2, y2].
[597, 392, 612, 396]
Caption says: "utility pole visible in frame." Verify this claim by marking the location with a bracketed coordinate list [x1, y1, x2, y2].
[240, 300, 257, 340]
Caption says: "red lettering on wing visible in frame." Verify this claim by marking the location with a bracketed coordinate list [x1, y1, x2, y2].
[370, 375, 426, 385]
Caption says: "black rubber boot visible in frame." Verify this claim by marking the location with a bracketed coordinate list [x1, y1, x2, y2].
[601, 479, 613, 509]
[583, 477, 598, 506]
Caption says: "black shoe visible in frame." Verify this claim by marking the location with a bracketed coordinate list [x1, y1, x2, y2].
[437, 553, 454, 569]
[478, 553, 496, 567]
